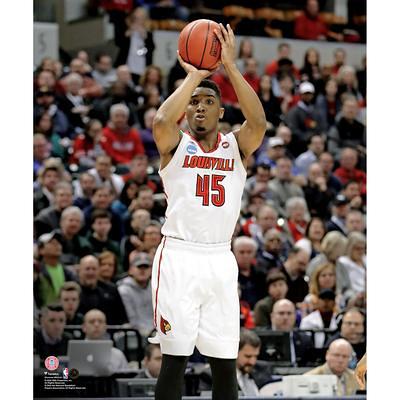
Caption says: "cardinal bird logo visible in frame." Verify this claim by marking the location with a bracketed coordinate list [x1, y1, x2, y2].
[160, 315, 171, 334]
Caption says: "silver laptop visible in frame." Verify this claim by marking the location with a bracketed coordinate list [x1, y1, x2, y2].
[67, 340, 113, 376]
[282, 375, 337, 396]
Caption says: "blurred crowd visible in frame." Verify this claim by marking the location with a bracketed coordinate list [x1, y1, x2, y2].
[33, 1, 366, 395]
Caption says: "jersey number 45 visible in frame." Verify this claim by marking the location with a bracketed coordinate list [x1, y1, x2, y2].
[196, 174, 226, 207]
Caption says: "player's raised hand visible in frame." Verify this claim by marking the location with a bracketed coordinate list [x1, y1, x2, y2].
[214, 24, 236, 68]
[176, 51, 220, 79]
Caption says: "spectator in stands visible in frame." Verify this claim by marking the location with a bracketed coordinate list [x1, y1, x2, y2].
[34, 304, 72, 360]
[88, 154, 125, 197]
[34, 112, 66, 160]
[73, 172, 97, 210]
[236, 37, 255, 74]
[234, 236, 267, 309]
[139, 64, 164, 98]
[134, 343, 162, 379]
[280, 246, 310, 305]
[276, 72, 299, 115]
[243, 58, 261, 94]
[120, 209, 151, 270]
[243, 163, 272, 209]
[98, 251, 120, 283]
[129, 185, 164, 222]
[60, 58, 104, 99]
[122, 154, 158, 191]
[345, 209, 365, 235]
[268, 157, 304, 218]
[270, 299, 314, 366]
[305, 338, 359, 395]
[69, 119, 105, 169]
[294, 0, 343, 41]
[115, 64, 143, 104]
[276, 124, 296, 160]
[264, 42, 299, 80]
[111, 179, 139, 221]
[318, 151, 343, 194]
[34, 85, 70, 138]
[326, 308, 366, 362]
[139, 107, 160, 166]
[60, 281, 84, 325]
[135, 220, 162, 257]
[33, 133, 51, 180]
[336, 65, 364, 103]
[75, 50, 92, 73]
[315, 79, 341, 130]
[330, 48, 347, 76]
[101, 103, 145, 165]
[82, 309, 130, 372]
[258, 74, 282, 128]
[83, 185, 124, 241]
[57, 206, 92, 267]
[328, 95, 366, 160]
[296, 217, 326, 261]
[117, 252, 153, 336]
[34, 159, 63, 216]
[284, 196, 310, 244]
[121, 7, 154, 84]
[254, 270, 288, 328]
[342, 180, 364, 213]
[34, 231, 77, 308]
[87, 209, 121, 259]
[337, 232, 366, 297]
[285, 81, 326, 156]
[307, 231, 355, 307]
[300, 288, 338, 348]
[303, 162, 335, 220]
[257, 229, 285, 273]
[334, 148, 366, 196]
[58, 72, 91, 134]
[77, 255, 128, 325]
[35, 182, 74, 239]
[300, 47, 324, 95]
[92, 52, 117, 90]
[256, 136, 285, 169]
[326, 194, 350, 235]
[295, 134, 326, 177]
[236, 329, 261, 396]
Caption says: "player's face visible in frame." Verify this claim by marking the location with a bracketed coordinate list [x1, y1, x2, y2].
[186, 88, 222, 136]
[237, 344, 260, 374]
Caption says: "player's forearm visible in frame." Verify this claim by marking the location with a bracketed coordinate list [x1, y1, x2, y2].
[224, 63, 267, 129]
[154, 72, 203, 125]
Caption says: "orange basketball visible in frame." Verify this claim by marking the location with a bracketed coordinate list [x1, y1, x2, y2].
[178, 19, 221, 70]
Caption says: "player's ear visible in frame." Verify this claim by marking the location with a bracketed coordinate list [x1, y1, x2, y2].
[219, 107, 224, 119]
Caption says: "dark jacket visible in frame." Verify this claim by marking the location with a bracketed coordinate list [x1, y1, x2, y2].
[78, 280, 128, 325]
[34, 328, 73, 360]
[34, 206, 62, 239]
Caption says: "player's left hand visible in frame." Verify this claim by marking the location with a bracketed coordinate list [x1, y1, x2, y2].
[214, 24, 236, 68]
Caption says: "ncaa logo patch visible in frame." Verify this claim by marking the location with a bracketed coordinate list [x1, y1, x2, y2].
[187, 142, 197, 155]
[222, 141, 229, 149]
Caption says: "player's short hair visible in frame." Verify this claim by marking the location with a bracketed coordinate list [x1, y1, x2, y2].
[197, 79, 221, 101]
[239, 328, 261, 350]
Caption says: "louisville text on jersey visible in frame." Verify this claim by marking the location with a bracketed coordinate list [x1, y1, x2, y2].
[182, 155, 234, 171]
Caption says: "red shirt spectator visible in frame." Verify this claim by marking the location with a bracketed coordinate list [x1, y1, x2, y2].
[211, 72, 238, 105]
[101, 104, 145, 165]
[294, 0, 328, 40]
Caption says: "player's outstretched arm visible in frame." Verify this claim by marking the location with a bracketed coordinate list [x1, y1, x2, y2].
[214, 24, 267, 159]
[354, 353, 366, 390]
[153, 54, 218, 159]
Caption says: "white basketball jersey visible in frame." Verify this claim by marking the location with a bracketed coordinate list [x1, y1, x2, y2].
[159, 130, 247, 244]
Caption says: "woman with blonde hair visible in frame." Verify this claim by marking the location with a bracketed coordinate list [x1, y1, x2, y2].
[306, 231, 356, 308]
[98, 251, 120, 284]
[337, 232, 366, 308]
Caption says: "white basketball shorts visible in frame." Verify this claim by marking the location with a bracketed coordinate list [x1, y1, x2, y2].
[150, 236, 240, 359]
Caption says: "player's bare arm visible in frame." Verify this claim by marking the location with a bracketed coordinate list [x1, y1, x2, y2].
[214, 24, 267, 160]
[153, 56, 219, 169]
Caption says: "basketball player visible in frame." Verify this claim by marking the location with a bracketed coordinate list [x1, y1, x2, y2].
[150, 24, 267, 399]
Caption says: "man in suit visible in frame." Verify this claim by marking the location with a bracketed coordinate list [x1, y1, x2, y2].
[305, 338, 359, 395]
[270, 299, 313, 366]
